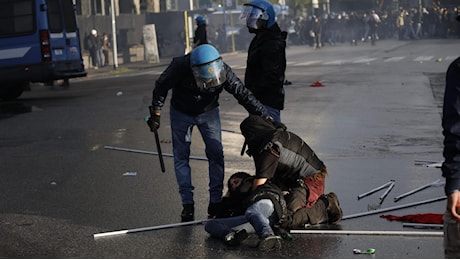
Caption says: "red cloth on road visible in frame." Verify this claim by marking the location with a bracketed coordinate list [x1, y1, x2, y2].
[380, 213, 443, 224]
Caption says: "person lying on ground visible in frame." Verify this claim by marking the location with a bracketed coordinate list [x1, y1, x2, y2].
[205, 171, 343, 250]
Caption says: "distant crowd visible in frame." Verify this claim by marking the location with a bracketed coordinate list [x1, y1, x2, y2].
[277, 4, 460, 47]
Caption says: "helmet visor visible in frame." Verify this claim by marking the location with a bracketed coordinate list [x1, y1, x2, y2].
[239, 5, 268, 29]
[191, 58, 227, 92]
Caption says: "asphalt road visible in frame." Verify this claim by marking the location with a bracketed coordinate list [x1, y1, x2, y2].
[1, 38, 459, 258]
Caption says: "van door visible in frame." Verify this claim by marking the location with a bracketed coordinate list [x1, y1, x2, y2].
[46, 0, 83, 71]
[60, 0, 83, 63]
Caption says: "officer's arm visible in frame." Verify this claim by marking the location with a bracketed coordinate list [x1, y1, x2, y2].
[152, 59, 179, 108]
[222, 63, 268, 116]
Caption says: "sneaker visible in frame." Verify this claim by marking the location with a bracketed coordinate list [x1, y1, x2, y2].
[325, 192, 343, 224]
[224, 229, 248, 246]
[258, 235, 282, 251]
[181, 204, 194, 222]
[208, 202, 221, 219]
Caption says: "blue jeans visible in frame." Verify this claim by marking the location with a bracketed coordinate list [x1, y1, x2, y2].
[170, 106, 224, 205]
[264, 105, 281, 123]
[205, 215, 255, 238]
[205, 199, 277, 239]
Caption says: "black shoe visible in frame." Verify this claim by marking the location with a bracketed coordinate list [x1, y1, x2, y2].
[207, 202, 221, 219]
[325, 192, 343, 224]
[181, 204, 194, 222]
[224, 229, 248, 246]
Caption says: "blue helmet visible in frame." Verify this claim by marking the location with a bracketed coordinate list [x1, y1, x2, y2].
[195, 15, 206, 25]
[240, 0, 276, 30]
[190, 44, 226, 92]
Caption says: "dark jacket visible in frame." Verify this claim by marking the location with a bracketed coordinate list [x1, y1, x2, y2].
[244, 23, 287, 110]
[248, 182, 288, 224]
[193, 24, 208, 46]
[240, 114, 325, 186]
[217, 176, 288, 224]
[442, 56, 460, 195]
[152, 54, 266, 117]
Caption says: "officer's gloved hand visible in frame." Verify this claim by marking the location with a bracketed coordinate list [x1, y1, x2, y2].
[261, 114, 287, 131]
[147, 108, 161, 131]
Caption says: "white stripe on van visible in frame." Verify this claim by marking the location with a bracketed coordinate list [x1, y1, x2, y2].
[0, 47, 31, 60]
[50, 32, 64, 38]
[67, 32, 77, 38]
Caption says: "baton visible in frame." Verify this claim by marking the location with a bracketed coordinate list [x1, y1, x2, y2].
[153, 128, 165, 172]
[147, 106, 165, 173]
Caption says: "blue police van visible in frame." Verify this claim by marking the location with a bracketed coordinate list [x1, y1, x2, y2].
[0, 0, 86, 100]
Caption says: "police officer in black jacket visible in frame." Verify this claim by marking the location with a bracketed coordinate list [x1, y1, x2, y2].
[240, 0, 287, 122]
[148, 44, 269, 222]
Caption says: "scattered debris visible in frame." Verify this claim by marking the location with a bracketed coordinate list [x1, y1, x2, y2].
[380, 213, 443, 224]
[358, 180, 394, 200]
[402, 223, 443, 229]
[343, 196, 446, 220]
[122, 171, 137, 176]
[283, 79, 292, 85]
[310, 81, 324, 87]
[368, 181, 395, 210]
[393, 179, 444, 202]
[353, 248, 375, 254]
[414, 160, 443, 168]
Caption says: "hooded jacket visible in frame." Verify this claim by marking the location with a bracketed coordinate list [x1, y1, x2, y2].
[240, 114, 325, 186]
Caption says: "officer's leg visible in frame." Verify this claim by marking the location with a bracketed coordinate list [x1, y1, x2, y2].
[170, 107, 195, 206]
[197, 107, 224, 205]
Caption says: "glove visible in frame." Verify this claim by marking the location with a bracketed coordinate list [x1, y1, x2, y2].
[147, 107, 161, 131]
[261, 114, 287, 131]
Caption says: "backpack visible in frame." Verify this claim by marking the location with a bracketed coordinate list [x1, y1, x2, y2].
[240, 114, 286, 156]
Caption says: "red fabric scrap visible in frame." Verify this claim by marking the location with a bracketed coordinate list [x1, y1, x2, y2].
[310, 81, 324, 87]
[380, 213, 443, 224]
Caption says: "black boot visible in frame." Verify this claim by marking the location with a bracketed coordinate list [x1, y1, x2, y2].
[323, 192, 343, 224]
[207, 202, 222, 219]
[224, 229, 248, 246]
[181, 204, 194, 222]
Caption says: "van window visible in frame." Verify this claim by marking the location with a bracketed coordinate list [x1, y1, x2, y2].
[47, 0, 63, 33]
[62, 0, 77, 32]
[0, 0, 35, 37]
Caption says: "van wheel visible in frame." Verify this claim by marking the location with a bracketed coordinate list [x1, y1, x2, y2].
[0, 82, 26, 100]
